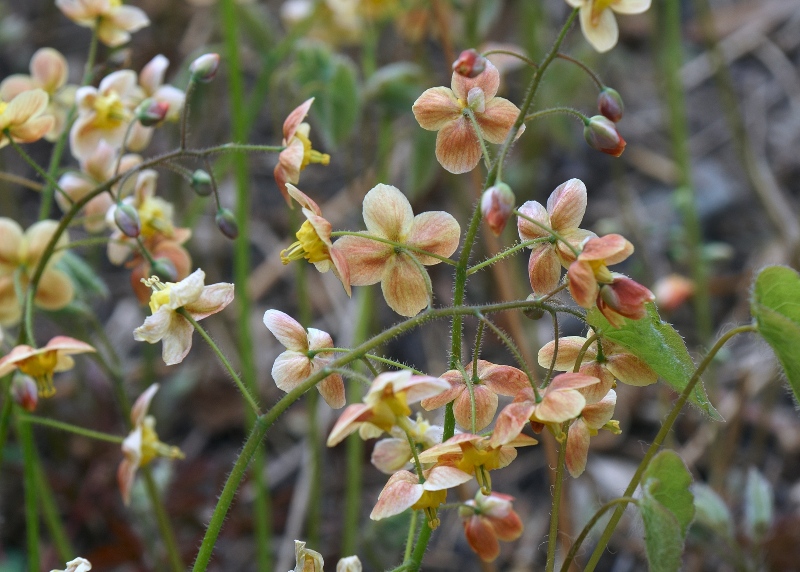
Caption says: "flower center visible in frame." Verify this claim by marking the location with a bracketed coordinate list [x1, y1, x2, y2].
[92, 91, 128, 130]
[142, 276, 173, 313]
[140, 416, 185, 466]
[18, 352, 59, 397]
[589, 259, 614, 284]
[295, 130, 330, 170]
[590, 0, 617, 25]
[137, 196, 174, 238]
[412, 491, 446, 529]
[281, 220, 330, 265]
[0, 102, 7, 116]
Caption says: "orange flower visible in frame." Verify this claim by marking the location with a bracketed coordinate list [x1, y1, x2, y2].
[459, 491, 523, 562]
[371, 414, 442, 474]
[565, 389, 620, 477]
[0, 89, 54, 148]
[412, 60, 522, 173]
[0, 336, 95, 397]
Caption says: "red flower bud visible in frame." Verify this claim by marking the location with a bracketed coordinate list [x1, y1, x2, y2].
[597, 87, 624, 122]
[583, 115, 626, 157]
[12, 376, 38, 412]
[452, 49, 487, 79]
[597, 275, 655, 327]
[135, 98, 170, 127]
[190, 53, 220, 83]
[480, 183, 515, 236]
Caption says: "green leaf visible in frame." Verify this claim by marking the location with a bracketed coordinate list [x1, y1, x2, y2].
[744, 467, 773, 542]
[587, 304, 720, 420]
[691, 483, 734, 539]
[640, 496, 684, 572]
[751, 265, 800, 404]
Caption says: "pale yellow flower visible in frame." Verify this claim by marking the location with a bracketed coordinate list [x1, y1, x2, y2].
[566, 0, 651, 53]
[56, 0, 150, 48]
[50, 557, 92, 572]
[0, 89, 54, 148]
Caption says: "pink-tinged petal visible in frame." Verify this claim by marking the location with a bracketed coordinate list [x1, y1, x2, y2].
[566, 419, 591, 478]
[110, 4, 150, 31]
[490, 507, 524, 541]
[117, 448, 140, 506]
[435, 115, 482, 174]
[328, 243, 352, 297]
[475, 97, 520, 144]
[272, 351, 312, 393]
[31, 48, 68, 93]
[605, 352, 657, 386]
[517, 200, 551, 241]
[0, 75, 36, 101]
[24, 220, 65, 266]
[380, 253, 430, 317]
[406, 211, 460, 264]
[0, 278, 21, 326]
[451, 60, 500, 101]
[467, 87, 485, 113]
[160, 315, 194, 365]
[3, 89, 48, 125]
[131, 383, 159, 426]
[548, 372, 601, 392]
[0, 218, 23, 267]
[547, 178, 586, 232]
[263, 309, 308, 351]
[10, 115, 54, 143]
[44, 335, 95, 355]
[464, 516, 501, 562]
[35, 269, 74, 310]
[185, 283, 234, 320]
[478, 362, 530, 396]
[577, 362, 615, 404]
[578, 234, 633, 263]
[567, 260, 599, 309]
[504, 433, 539, 450]
[153, 85, 185, 121]
[411, 87, 461, 131]
[537, 337, 596, 371]
[286, 183, 322, 216]
[327, 403, 372, 446]
[582, 390, 617, 429]
[335, 234, 392, 286]
[133, 306, 173, 344]
[53, 354, 75, 372]
[420, 373, 464, 411]
[98, 69, 137, 97]
[0, 344, 36, 377]
[528, 244, 561, 295]
[423, 465, 472, 490]
[307, 328, 334, 352]
[371, 437, 412, 473]
[612, 0, 651, 14]
[317, 373, 346, 409]
[394, 374, 451, 404]
[602, 276, 654, 320]
[139, 54, 168, 96]
[371, 470, 422, 520]
[283, 98, 314, 142]
[491, 401, 536, 447]
[556, 228, 595, 266]
[167, 269, 204, 309]
[417, 434, 477, 464]
[534, 390, 586, 423]
[362, 184, 414, 241]
[454, 385, 498, 431]
[579, 3, 619, 53]
[125, 123, 152, 152]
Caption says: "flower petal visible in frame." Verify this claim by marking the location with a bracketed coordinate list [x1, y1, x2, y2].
[371, 437, 412, 474]
[454, 385, 498, 431]
[464, 515, 501, 562]
[272, 351, 312, 393]
[406, 211, 461, 264]
[25, 219, 66, 266]
[534, 390, 586, 423]
[475, 97, 520, 144]
[263, 309, 309, 351]
[612, 0, 651, 15]
[327, 403, 372, 446]
[362, 184, 414, 241]
[491, 401, 535, 447]
[167, 268, 204, 309]
[131, 383, 159, 426]
[0, 218, 22, 269]
[605, 352, 658, 386]
[435, 115, 482, 174]
[423, 465, 473, 490]
[317, 372, 346, 409]
[582, 390, 617, 429]
[411, 87, 461, 131]
[335, 234, 392, 286]
[528, 244, 561, 295]
[283, 98, 314, 142]
[185, 283, 234, 320]
[420, 371, 463, 411]
[566, 419, 591, 478]
[35, 269, 74, 310]
[133, 307, 172, 344]
[517, 200, 551, 241]
[567, 260, 598, 308]
[547, 178, 587, 232]
[479, 362, 531, 396]
[380, 253, 430, 316]
[537, 336, 596, 371]
[579, 3, 619, 53]
[3, 89, 48, 125]
[370, 470, 422, 520]
[160, 314, 194, 365]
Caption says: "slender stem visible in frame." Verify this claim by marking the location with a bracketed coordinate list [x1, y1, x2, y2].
[482, 49, 538, 69]
[574, 333, 599, 373]
[559, 497, 637, 572]
[6, 134, 68, 206]
[543, 310, 560, 387]
[19, 413, 124, 443]
[514, 209, 581, 258]
[34, 448, 74, 560]
[179, 309, 261, 415]
[180, 80, 197, 150]
[583, 324, 756, 571]
[18, 416, 39, 572]
[54, 236, 114, 251]
[408, 522, 432, 571]
[524, 106, 586, 123]
[113, 120, 138, 178]
[477, 313, 539, 399]
[404, 510, 419, 562]
[0, 171, 43, 191]
[327, 367, 373, 386]
[142, 467, 184, 572]
[0, 379, 13, 468]
[546, 424, 569, 572]
[467, 238, 550, 275]
[464, 108, 492, 169]
[555, 53, 603, 89]
[312, 349, 423, 375]
[331, 231, 458, 266]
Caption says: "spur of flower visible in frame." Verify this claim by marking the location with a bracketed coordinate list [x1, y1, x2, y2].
[274, 98, 330, 205]
[263, 309, 345, 409]
[335, 184, 460, 316]
[280, 184, 351, 295]
[517, 178, 595, 295]
[118, 384, 184, 505]
[566, 389, 620, 477]
[0, 218, 74, 326]
[371, 414, 442, 474]
[327, 370, 450, 446]
[0, 336, 95, 397]
[459, 491, 524, 562]
[420, 360, 530, 432]
[56, 0, 150, 47]
[566, 0, 652, 53]
[0, 89, 55, 148]
[412, 60, 522, 174]
[50, 557, 92, 572]
[133, 269, 234, 365]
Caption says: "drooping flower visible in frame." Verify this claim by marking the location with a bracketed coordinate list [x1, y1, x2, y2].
[459, 491, 524, 562]
[274, 99, 330, 205]
[292, 540, 324, 572]
[335, 184, 460, 316]
[420, 360, 530, 432]
[50, 557, 92, 572]
[0, 89, 55, 148]
[0, 336, 95, 397]
[133, 269, 234, 365]
[137, 55, 185, 122]
[583, 115, 626, 156]
[280, 184, 351, 295]
[0, 218, 74, 326]
[56, 0, 150, 47]
[565, 389, 620, 477]
[371, 414, 442, 474]
[327, 370, 449, 446]
[412, 60, 522, 174]
[517, 178, 595, 295]
[480, 182, 515, 236]
[336, 555, 363, 572]
[118, 384, 184, 505]
[566, 0, 652, 53]
[263, 309, 345, 409]
[127, 235, 192, 304]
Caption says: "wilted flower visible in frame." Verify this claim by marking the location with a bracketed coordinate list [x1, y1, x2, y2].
[133, 269, 234, 365]
[566, 389, 620, 477]
[459, 491, 523, 562]
[0, 89, 54, 148]
[56, 0, 150, 47]
[0, 336, 95, 397]
[50, 557, 92, 572]
[335, 184, 460, 316]
[371, 414, 442, 473]
[292, 540, 324, 572]
[413, 60, 522, 174]
[566, 0, 652, 53]
[118, 384, 184, 505]
[583, 115, 626, 157]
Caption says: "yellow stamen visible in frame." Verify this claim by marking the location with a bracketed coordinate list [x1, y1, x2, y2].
[18, 352, 59, 397]
[141, 276, 173, 314]
[589, 259, 614, 284]
[92, 91, 128, 130]
[295, 130, 330, 170]
[140, 417, 185, 466]
[0, 102, 7, 116]
[138, 197, 174, 238]
[280, 220, 330, 265]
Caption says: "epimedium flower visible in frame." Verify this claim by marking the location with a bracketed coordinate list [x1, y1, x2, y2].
[0, 336, 95, 397]
[412, 60, 522, 174]
[118, 384, 184, 505]
[0, 89, 55, 148]
[459, 491, 524, 562]
[263, 309, 345, 409]
[56, 0, 150, 48]
[371, 413, 442, 474]
[566, 0, 652, 53]
[327, 370, 450, 446]
[292, 540, 324, 572]
[566, 389, 620, 477]
[0, 218, 74, 326]
[133, 269, 234, 365]
[137, 55, 184, 122]
[420, 360, 531, 432]
[274, 98, 330, 206]
[280, 183, 351, 295]
[336, 556, 363, 572]
[50, 558, 92, 572]
[335, 184, 460, 316]
[517, 178, 595, 296]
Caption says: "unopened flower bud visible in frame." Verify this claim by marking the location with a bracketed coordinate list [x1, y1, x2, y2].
[583, 115, 626, 157]
[150, 258, 178, 282]
[481, 182, 515, 236]
[523, 293, 545, 320]
[190, 53, 220, 83]
[597, 87, 624, 122]
[191, 169, 213, 196]
[452, 49, 487, 79]
[114, 203, 141, 238]
[216, 208, 239, 239]
[12, 376, 38, 412]
[135, 98, 170, 127]
[598, 275, 655, 326]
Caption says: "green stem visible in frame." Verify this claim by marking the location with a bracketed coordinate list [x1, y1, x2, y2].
[180, 80, 197, 150]
[543, 309, 560, 387]
[514, 209, 581, 258]
[545, 423, 568, 572]
[34, 448, 74, 560]
[6, 134, 68, 207]
[464, 107, 492, 169]
[482, 49, 538, 69]
[467, 238, 550, 275]
[404, 510, 419, 562]
[0, 379, 12, 468]
[524, 106, 586, 123]
[142, 467, 184, 572]
[574, 332, 599, 373]
[477, 313, 539, 398]
[559, 497, 637, 572]
[583, 324, 756, 571]
[330, 231, 458, 266]
[312, 349, 424, 375]
[407, 522, 432, 571]
[19, 413, 124, 443]
[555, 53, 603, 89]
[18, 415, 40, 571]
[0, 171, 43, 191]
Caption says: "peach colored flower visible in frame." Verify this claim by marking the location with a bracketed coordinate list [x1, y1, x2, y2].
[0, 218, 74, 326]
[490, 372, 600, 446]
[566, 0, 652, 53]
[0, 336, 95, 397]
[371, 414, 442, 474]
[566, 389, 620, 477]
[118, 384, 184, 505]
[0, 48, 76, 141]
[0, 89, 54, 148]
[653, 273, 694, 312]
[412, 60, 522, 174]
[327, 370, 450, 446]
[274, 99, 330, 205]
[459, 491, 523, 562]
[420, 360, 530, 431]
[538, 335, 657, 403]
[517, 178, 595, 295]
[127, 236, 192, 304]
[50, 557, 92, 572]
[263, 309, 345, 409]
[56, 0, 150, 47]
[335, 184, 460, 316]
[133, 269, 234, 365]
[280, 184, 351, 295]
